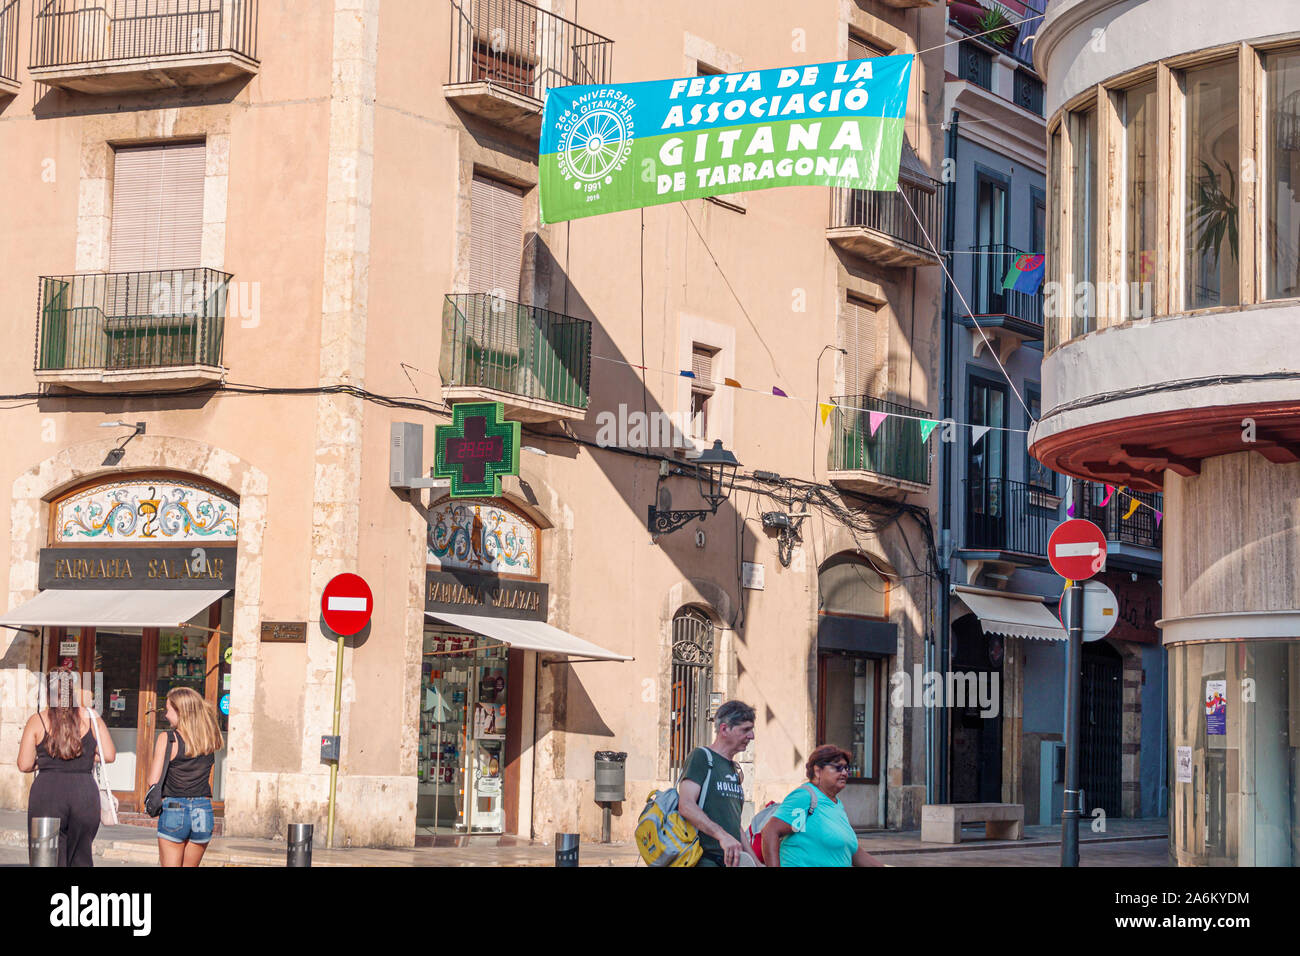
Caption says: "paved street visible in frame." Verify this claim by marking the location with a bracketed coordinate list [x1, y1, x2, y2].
[885, 839, 1169, 867]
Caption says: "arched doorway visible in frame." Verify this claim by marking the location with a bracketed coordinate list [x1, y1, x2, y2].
[669, 606, 715, 777]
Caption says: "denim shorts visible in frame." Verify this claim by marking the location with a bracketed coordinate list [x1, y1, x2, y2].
[158, 797, 214, 845]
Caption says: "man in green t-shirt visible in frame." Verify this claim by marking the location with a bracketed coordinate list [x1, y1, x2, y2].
[677, 700, 755, 867]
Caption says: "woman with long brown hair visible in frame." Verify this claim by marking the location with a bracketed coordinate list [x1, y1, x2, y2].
[147, 686, 223, 867]
[16, 667, 117, 866]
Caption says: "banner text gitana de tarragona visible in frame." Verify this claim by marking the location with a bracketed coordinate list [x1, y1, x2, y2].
[539, 55, 913, 224]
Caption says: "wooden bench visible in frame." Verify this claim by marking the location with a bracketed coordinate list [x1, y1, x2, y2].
[921, 803, 1024, 844]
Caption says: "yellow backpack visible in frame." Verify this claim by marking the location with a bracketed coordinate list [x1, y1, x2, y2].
[634, 747, 713, 867]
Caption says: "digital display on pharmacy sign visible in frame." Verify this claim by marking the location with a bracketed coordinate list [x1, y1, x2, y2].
[539, 55, 913, 224]
[39, 546, 237, 590]
[433, 403, 520, 499]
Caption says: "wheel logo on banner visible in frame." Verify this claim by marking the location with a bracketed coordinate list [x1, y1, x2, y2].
[556, 92, 636, 197]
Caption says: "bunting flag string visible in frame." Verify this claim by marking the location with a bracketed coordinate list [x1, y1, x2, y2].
[819, 403, 833, 425]
[594, 353, 1030, 435]
[918, 420, 939, 443]
[1121, 497, 1141, 520]
[970, 425, 990, 446]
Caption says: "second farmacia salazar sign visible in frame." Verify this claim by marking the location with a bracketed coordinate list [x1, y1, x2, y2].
[540, 55, 913, 223]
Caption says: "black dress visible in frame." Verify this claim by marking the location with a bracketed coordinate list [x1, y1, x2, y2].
[28, 718, 100, 867]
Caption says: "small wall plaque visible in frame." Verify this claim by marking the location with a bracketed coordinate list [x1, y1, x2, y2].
[260, 621, 307, 643]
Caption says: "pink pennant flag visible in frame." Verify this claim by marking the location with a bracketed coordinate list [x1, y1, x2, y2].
[1099, 484, 1115, 507]
[869, 411, 887, 437]
[1155, 511, 1163, 528]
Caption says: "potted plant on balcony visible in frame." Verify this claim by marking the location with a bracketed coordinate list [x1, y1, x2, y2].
[949, 1, 1021, 51]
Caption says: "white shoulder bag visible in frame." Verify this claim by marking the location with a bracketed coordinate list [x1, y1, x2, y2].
[85, 708, 119, 826]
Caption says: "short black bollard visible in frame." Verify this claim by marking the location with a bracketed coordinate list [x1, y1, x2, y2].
[555, 832, 580, 867]
[287, 823, 313, 867]
[29, 817, 59, 867]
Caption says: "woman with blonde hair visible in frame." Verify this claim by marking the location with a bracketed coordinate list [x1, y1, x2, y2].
[146, 686, 223, 867]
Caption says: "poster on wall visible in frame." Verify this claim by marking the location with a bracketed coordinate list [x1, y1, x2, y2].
[540, 55, 913, 223]
[1176, 745, 1193, 783]
[1205, 680, 1227, 735]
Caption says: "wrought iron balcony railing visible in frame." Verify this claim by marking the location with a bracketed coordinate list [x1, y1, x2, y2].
[30, 0, 259, 70]
[1014, 68, 1044, 116]
[958, 40, 992, 90]
[970, 243, 1043, 326]
[1, 1, 19, 86]
[829, 396, 932, 487]
[441, 293, 592, 410]
[36, 269, 230, 372]
[830, 178, 944, 261]
[964, 477, 1056, 557]
[447, 0, 612, 102]
[1079, 489, 1163, 550]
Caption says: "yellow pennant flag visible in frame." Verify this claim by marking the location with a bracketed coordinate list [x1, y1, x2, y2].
[1121, 496, 1141, 520]
[819, 403, 833, 425]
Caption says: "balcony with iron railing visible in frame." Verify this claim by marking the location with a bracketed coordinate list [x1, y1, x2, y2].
[445, 0, 612, 136]
[441, 293, 592, 423]
[0, 1, 19, 95]
[35, 268, 230, 391]
[828, 396, 932, 497]
[962, 477, 1056, 562]
[827, 178, 944, 268]
[1079, 488, 1163, 568]
[30, 0, 259, 94]
[964, 244, 1044, 360]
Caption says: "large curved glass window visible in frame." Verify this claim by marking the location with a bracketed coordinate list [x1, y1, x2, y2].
[1184, 60, 1240, 310]
[1123, 80, 1158, 319]
[1168, 639, 1299, 866]
[1068, 109, 1097, 337]
[1266, 50, 1300, 300]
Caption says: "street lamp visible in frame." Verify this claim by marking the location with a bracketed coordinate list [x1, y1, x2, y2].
[647, 439, 741, 535]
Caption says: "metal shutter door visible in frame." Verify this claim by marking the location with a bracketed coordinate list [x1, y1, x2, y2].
[109, 142, 206, 273]
[469, 174, 524, 298]
[843, 296, 879, 396]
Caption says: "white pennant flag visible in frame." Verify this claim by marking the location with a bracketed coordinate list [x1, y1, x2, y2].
[970, 425, 990, 446]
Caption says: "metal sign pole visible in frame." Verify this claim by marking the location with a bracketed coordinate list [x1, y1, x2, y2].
[326, 633, 345, 848]
[1060, 479, 1086, 867]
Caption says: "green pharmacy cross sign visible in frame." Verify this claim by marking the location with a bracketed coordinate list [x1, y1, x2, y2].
[434, 402, 521, 498]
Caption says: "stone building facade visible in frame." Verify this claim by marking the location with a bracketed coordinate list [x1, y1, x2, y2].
[0, 0, 952, 846]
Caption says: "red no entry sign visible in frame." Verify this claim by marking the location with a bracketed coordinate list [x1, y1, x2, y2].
[321, 573, 373, 636]
[1048, 519, 1107, 580]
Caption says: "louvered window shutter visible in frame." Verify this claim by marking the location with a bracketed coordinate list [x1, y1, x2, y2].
[469, 174, 524, 299]
[691, 346, 716, 392]
[109, 142, 206, 273]
[843, 297, 879, 397]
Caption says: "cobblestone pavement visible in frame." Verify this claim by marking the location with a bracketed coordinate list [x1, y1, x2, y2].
[884, 839, 1170, 867]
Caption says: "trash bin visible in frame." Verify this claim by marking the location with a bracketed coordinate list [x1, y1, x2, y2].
[594, 750, 627, 802]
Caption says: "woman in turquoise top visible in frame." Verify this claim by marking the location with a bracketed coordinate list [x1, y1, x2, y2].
[762, 745, 885, 867]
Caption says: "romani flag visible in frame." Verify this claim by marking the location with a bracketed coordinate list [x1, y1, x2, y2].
[1002, 253, 1045, 294]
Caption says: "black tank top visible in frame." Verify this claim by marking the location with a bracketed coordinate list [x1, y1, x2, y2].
[163, 734, 214, 798]
[35, 719, 96, 774]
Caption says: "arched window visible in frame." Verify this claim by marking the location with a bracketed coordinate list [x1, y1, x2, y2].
[818, 555, 889, 620]
[669, 606, 715, 776]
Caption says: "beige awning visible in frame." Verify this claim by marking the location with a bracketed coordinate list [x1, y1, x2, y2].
[0, 589, 229, 629]
[952, 586, 1067, 642]
[425, 611, 633, 662]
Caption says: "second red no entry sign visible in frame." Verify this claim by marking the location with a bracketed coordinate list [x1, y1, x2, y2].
[321, 573, 374, 635]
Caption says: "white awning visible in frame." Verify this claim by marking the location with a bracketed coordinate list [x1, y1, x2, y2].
[952, 586, 1067, 642]
[0, 589, 230, 629]
[425, 611, 633, 662]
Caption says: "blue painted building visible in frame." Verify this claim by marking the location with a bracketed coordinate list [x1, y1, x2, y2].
[934, 0, 1167, 824]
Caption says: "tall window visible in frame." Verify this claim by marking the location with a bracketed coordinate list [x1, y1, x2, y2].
[842, 295, 879, 396]
[1048, 128, 1062, 349]
[1124, 80, 1159, 319]
[1068, 109, 1097, 337]
[689, 344, 717, 439]
[469, 173, 524, 300]
[968, 378, 1008, 537]
[1184, 60, 1240, 310]
[1266, 50, 1300, 300]
[669, 607, 715, 776]
[976, 176, 1008, 248]
[1025, 385, 1055, 492]
[110, 142, 205, 271]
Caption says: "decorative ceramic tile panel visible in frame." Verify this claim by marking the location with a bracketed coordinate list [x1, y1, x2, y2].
[56, 479, 239, 542]
[428, 499, 536, 576]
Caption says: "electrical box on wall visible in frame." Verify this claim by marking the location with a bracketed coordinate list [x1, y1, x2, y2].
[320, 735, 341, 762]
[390, 422, 423, 488]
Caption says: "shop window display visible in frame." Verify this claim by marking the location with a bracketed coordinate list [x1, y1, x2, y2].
[418, 629, 509, 833]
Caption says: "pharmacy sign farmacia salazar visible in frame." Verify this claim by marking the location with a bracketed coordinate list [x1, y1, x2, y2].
[540, 55, 913, 223]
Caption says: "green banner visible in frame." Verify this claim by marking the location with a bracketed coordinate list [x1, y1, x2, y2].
[540, 55, 913, 224]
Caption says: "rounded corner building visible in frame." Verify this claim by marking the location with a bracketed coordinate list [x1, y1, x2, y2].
[1032, 0, 1300, 865]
